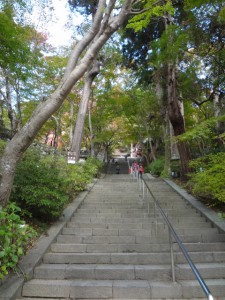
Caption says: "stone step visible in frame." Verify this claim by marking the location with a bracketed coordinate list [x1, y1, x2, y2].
[81, 201, 188, 207]
[73, 211, 199, 218]
[176, 263, 225, 280]
[61, 227, 218, 237]
[16, 298, 225, 300]
[34, 263, 225, 281]
[43, 251, 225, 265]
[180, 279, 225, 298]
[21, 278, 225, 299]
[67, 221, 212, 229]
[83, 198, 142, 202]
[34, 263, 172, 281]
[81, 198, 186, 205]
[81, 204, 148, 209]
[52, 232, 225, 245]
[77, 200, 194, 213]
[80, 200, 189, 206]
[83, 197, 193, 203]
[70, 216, 209, 224]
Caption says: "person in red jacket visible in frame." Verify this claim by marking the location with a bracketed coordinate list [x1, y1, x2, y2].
[138, 164, 144, 179]
[132, 160, 138, 177]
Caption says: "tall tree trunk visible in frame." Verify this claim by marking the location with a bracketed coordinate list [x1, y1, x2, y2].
[71, 60, 100, 160]
[163, 12, 191, 180]
[155, 68, 171, 176]
[167, 63, 191, 180]
[88, 92, 95, 157]
[15, 80, 23, 130]
[104, 142, 111, 162]
[69, 99, 74, 149]
[0, 0, 135, 207]
[163, 112, 171, 176]
[213, 91, 224, 146]
[213, 92, 220, 121]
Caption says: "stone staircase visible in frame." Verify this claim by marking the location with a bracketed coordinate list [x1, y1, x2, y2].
[107, 158, 129, 175]
[17, 172, 225, 299]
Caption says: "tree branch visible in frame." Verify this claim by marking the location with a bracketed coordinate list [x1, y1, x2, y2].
[0, 89, 7, 102]
[130, 0, 165, 15]
[97, 0, 117, 37]
[63, 0, 106, 78]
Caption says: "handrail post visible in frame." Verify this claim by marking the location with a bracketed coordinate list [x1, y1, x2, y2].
[147, 187, 150, 215]
[154, 202, 157, 235]
[168, 227, 176, 282]
[132, 168, 134, 180]
[142, 179, 145, 200]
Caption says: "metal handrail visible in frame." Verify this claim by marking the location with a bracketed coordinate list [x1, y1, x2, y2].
[141, 176, 214, 300]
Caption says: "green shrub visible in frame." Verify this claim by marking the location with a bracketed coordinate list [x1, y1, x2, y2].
[61, 157, 103, 197]
[84, 157, 103, 178]
[10, 147, 103, 221]
[187, 152, 225, 206]
[11, 148, 68, 221]
[145, 157, 165, 176]
[0, 203, 37, 279]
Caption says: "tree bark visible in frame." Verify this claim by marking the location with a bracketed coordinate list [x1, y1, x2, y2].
[69, 99, 75, 149]
[154, 68, 171, 175]
[0, 0, 135, 207]
[167, 63, 191, 180]
[88, 92, 95, 157]
[5, 76, 18, 135]
[71, 60, 100, 160]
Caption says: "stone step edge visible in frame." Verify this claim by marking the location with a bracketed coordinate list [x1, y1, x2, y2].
[17, 298, 223, 300]
[22, 278, 225, 299]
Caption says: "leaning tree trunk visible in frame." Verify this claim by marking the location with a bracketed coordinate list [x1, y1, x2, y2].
[71, 60, 100, 161]
[0, 0, 135, 207]
[167, 63, 191, 180]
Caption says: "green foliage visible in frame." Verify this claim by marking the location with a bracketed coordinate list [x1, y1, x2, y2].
[127, 1, 174, 32]
[187, 152, 225, 205]
[64, 157, 103, 197]
[11, 149, 68, 221]
[68, 0, 97, 16]
[150, 25, 189, 66]
[0, 4, 39, 73]
[83, 157, 103, 179]
[178, 117, 221, 142]
[145, 157, 165, 176]
[10, 147, 103, 221]
[184, 0, 224, 11]
[218, 5, 225, 22]
[0, 140, 6, 156]
[0, 202, 37, 279]
[177, 115, 225, 156]
[218, 212, 225, 220]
